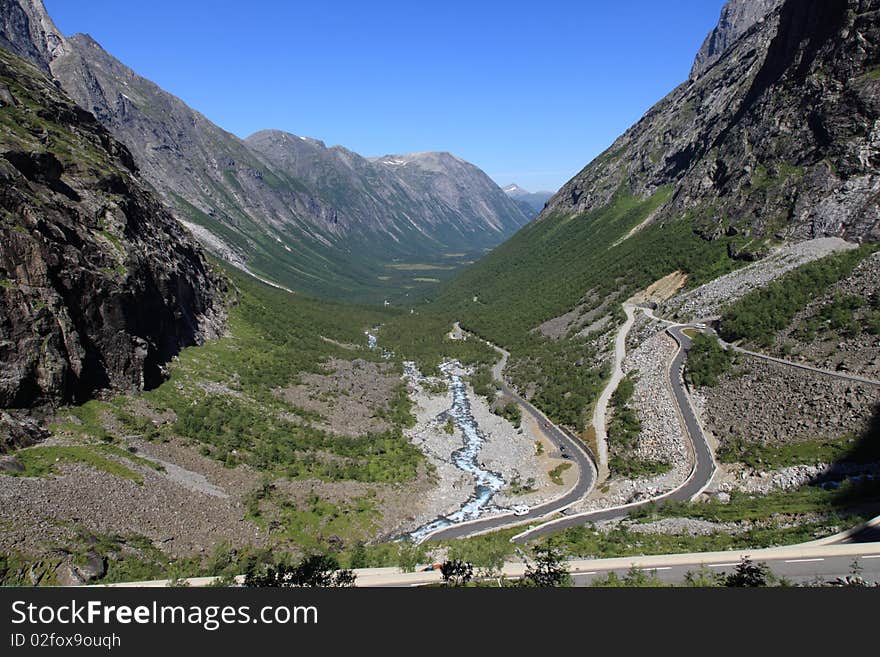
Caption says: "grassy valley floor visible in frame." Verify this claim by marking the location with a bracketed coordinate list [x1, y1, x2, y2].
[0, 265, 438, 584]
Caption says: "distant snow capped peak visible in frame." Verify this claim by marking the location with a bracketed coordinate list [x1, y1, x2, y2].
[502, 184, 555, 216]
[502, 184, 529, 197]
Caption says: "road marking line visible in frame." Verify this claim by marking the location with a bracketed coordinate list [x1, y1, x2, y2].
[784, 558, 824, 563]
[707, 563, 738, 568]
[650, 567, 672, 571]
[862, 555, 880, 559]
[574, 571, 597, 576]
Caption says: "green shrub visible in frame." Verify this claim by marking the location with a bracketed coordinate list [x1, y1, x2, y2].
[720, 245, 877, 347]
[686, 333, 733, 387]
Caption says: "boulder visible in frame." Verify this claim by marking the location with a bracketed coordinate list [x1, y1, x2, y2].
[0, 455, 24, 472]
[75, 551, 107, 581]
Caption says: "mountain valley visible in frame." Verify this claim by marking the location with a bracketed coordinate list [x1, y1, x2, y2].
[0, 0, 878, 587]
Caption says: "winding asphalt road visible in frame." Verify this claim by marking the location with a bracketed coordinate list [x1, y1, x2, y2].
[510, 322, 717, 543]
[719, 338, 880, 387]
[418, 327, 597, 542]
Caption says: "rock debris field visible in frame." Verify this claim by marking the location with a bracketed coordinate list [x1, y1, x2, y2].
[572, 329, 692, 512]
[664, 237, 856, 321]
[398, 362, 557, 534]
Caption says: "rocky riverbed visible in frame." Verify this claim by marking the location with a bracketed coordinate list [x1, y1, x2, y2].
[396, 361, 556, 538]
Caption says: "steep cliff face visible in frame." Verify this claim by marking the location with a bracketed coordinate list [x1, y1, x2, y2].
[690, 0, 783, 79]
[50, 34, 328, 234]
[0, 48, 224, 413]
[375, 151, 526, 237]
[544, 0, 880, 248]
[0, 0, 65, 72]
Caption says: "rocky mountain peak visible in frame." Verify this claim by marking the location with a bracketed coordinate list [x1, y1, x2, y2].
[248, 129, 327, 149]
[0, 0, 66, 71]
[544, 0, 880, 246]
[502, 183, 528, 197]
[502, 183, 553, 216]
[690, 0, 783, 79]
[380, 150, 467, 173]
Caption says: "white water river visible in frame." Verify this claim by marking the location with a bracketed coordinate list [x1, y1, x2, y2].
[364, 331, 505, 542]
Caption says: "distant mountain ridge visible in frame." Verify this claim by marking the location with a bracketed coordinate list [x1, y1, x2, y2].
[246, 130, 524, 241]
[1, 0, 530, 302]
[502, 183, 554, 216]
[543, 0, 880, 246]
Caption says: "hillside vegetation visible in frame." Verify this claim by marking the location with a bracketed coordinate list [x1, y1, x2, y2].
[719, 245, 879, 347]
[421, 187, 745, 431]
[0, 265, 452, 584]
[132, 266, 427, 481]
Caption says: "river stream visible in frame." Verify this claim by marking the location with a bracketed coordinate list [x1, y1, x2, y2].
[406, 361, 505, 542]
[365, 331, 505, 542]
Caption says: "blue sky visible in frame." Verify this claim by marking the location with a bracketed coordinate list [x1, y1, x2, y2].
[45, 0, 726, 192]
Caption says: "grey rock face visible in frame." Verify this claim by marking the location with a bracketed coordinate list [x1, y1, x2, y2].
[691, 0, 783, 79]
[75, 551, 107, 581]
[53, 562, 85, 586]
[49, 34, 335, 238]
[0, 411, 48, 452]
[0, 48, 225, 411]
[544, 0, 880, 247]
[0, 455, 25, 472]
[245, 132, 528, 241]
[374, 151, 528, 235]
[0, 0, 65, 72]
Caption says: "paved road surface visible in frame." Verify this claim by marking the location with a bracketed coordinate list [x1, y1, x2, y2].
[570, 553, 880, 587]
[99, 517, 880, 588]
[98, 533, 880, 587]
[510, 323, 717, 543]
[722, 339, 880, 387]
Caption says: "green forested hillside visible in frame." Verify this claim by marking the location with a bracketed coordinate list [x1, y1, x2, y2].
[140, 265, 427, 479]
[434, 188, 740, 347]
[401, 187, 747, 431]
[719, 245, 879, 347]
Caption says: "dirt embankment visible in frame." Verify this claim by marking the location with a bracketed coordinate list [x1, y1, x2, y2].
[627, 270, 688, 306]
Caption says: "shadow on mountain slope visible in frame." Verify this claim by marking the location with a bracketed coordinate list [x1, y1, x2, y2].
[807, 402, 880, 531]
